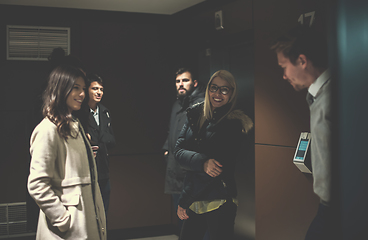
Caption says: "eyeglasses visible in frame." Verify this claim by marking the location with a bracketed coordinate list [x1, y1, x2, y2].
[209, 84, 232, 95]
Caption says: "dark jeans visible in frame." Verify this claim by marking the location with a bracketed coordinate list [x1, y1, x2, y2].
[305, 203, 334, 240]
[180, 201, 237, 240]
[99, 178, 111, 215]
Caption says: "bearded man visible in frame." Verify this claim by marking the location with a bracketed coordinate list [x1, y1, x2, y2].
[162, 67, 205, 235]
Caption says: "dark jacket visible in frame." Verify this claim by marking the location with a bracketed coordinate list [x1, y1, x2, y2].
[162, 85, 205, 194]
[88, 103, 116, 180]
[174, 102, 253, 209]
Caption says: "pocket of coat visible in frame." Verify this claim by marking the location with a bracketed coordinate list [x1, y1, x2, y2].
[60, 193, 80, 206]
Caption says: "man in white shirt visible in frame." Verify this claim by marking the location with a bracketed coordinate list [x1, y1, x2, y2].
[271, 25, 333, 240]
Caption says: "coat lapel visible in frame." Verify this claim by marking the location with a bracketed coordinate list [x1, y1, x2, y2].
[89, 110, 99, 129]
[98, 106, 108, 133]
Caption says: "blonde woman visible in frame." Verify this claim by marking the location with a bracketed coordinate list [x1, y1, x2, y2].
[175, 70, 253, 240]
[28, 65, 106, 240]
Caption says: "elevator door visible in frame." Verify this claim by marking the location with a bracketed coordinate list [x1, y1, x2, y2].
[197, 35, 255, 240]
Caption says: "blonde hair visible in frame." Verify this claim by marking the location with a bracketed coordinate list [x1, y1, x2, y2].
[199, 70, 237, 128]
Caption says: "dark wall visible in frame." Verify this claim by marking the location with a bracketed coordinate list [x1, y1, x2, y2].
[0, 4, 173, 230]
[170, 0, 253, 81]
[333, 1, 368, 238]
[0, 0, 256, 234]
[0, 0, 339, 238]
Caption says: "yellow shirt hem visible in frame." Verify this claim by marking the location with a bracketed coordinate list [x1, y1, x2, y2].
[189, 198, 238, 214]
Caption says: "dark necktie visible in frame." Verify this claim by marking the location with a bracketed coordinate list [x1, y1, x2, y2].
[307, 93, 315, 106]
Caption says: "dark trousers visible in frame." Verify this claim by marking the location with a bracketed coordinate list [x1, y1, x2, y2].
[180, 201, 237, 240]
[99, 178, 111, 215]
[305, 203, 334, 240]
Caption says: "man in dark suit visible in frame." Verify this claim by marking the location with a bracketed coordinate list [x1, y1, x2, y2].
[86, 73, 116, 215]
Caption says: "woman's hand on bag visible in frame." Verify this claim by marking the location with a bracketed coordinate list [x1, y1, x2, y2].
[177, 206, 189, 220]
[204, 159, 223, 177]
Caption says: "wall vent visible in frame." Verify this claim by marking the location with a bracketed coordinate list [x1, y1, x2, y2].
[0, 202, 35, 239]
[7, 25, 70, 61]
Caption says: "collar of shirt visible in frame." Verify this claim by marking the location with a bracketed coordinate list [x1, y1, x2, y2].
[90, 105, 99, 116]
[90, 105, 100, 125]
[308, 69, 331, 98]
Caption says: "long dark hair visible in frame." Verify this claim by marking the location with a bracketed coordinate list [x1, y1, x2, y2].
[42, 65, 87, 140]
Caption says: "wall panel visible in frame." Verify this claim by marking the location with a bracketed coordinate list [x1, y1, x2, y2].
[255, 145, 319, 240]
[108, 155, 171, 230]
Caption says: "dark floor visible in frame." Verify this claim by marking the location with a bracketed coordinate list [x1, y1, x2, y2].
[6, 224, 253, 240]
[7, 224, 177, 240]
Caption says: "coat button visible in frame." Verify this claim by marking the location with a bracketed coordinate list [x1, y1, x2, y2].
[195, 138, 197, 141]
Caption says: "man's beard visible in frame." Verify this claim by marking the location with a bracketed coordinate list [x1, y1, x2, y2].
[177, 82, 195, 98]
[177, 87, 187, 97]
[177, 87, 194, 99]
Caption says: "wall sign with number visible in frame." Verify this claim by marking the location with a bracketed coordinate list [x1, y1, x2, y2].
[298, 11, 316, 26]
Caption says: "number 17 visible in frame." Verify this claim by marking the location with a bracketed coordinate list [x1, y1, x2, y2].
[298, 11, 315, 27]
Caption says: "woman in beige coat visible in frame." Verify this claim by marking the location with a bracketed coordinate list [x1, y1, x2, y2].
[28, 65, 106, 240]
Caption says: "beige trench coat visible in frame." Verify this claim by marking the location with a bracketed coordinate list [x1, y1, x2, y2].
[28, 118, 106, 240]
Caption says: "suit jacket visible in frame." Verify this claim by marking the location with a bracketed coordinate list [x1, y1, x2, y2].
[28, 118, 106, 240]
[88, 103, 116, 180]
